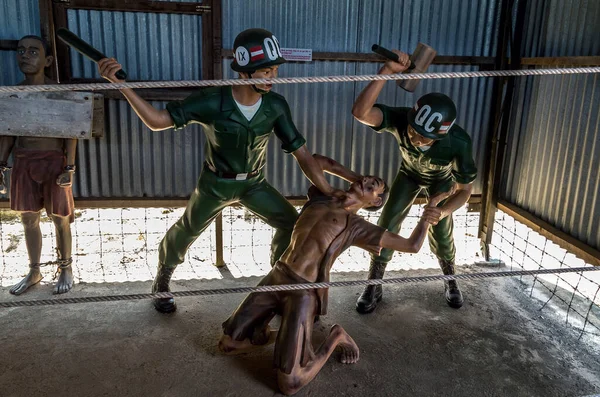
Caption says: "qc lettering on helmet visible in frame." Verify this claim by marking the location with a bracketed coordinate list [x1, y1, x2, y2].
[415, 105, 443, 133]
[264, 36, 282, 60]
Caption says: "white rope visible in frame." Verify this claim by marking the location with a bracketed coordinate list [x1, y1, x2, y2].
[2, 67, 599, 93]
[1, 265, 599, 308]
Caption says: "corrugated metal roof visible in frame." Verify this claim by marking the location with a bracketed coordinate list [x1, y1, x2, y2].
[0, 0, 40, 87]
[67, 9, 203, 81]
[501, 71, 600, 250]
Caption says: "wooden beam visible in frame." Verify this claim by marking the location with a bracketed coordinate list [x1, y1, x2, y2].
[0, 40, 18, 51]
[61, 0, 210, 15]
[520, 56, 600, 66]
[498, 200, 600, 267]
[221, 49, 496, 65]
[0, 195, 481, 209]
[68, 78, 198, 101]
[0, 92, 95, 139]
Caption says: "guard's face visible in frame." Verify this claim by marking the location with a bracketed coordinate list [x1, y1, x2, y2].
[16, 38, 51, 74]
[248, 65, 279, 92]
[407, 124, 435, 147]
[349, 176, 386, 207]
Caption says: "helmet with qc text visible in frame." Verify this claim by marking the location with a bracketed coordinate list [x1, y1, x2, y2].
[407, 93, 457, 140]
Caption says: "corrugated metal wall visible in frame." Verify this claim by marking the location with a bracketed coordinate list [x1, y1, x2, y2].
[500, 1, 600, 250]
[2, 0, 501, 198]
[222, 0, 501, 195]
[65, 9, 205, 197]
[0, 0, 40, 87]
[520, 0, 600, 57]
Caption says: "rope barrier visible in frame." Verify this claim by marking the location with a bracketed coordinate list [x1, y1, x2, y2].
[1, 265, 598, 308]
[2, 67, 599, 93]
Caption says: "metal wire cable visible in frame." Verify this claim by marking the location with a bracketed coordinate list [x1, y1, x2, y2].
[1, 67, 599, 93]
[1, 265, 598, 308]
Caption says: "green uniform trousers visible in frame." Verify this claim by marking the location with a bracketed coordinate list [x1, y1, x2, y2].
[373, 168, 456, 264]
[159, 168, 298, 269]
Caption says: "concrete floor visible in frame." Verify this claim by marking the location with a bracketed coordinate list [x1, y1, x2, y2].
[1, 268, 599, 397]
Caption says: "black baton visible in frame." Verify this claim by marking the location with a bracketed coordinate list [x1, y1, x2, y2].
[57, 27, 128, 80]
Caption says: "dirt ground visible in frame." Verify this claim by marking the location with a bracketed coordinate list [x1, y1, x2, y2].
[1, 266, 599, 397]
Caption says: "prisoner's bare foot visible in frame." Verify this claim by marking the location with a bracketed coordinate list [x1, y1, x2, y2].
[9, 269, 43, 295]
[53, 265, 73, 294]
[331, 324, 359, 364]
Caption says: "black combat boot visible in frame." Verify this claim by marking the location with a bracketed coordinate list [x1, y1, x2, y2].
[356, 261, 386, 314]
[439, 259, 463, 309]
[152, 263, 177, 313]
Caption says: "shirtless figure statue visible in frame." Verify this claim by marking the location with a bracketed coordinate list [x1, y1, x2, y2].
[0, 35, 77, 295]
[218, 154, 452, 395]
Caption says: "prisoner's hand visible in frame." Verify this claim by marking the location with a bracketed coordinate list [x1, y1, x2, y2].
[98, 58, 125, 83]
[56, 171, 73, 188]
[382, 50, 411, 74]
[421, 207, 443, 226]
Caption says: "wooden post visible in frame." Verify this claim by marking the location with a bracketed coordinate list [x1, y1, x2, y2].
[38, 0, 58, 81]
[478, 0, 527, 257]
[215, 212, 225, 267]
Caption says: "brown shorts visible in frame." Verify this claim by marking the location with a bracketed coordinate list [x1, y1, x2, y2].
[10, 148, 75, 222]
[222, 261, 320, 374]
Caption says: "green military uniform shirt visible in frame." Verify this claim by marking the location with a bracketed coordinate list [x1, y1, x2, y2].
[372, 104, 477, 185]
[166, 86, 306, 174]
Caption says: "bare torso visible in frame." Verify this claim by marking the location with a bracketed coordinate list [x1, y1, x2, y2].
[16, 136, 64, 151]
[279, 201, 350, 282]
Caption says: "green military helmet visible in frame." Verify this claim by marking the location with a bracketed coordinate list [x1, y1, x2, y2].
[407, 93, 457, 140]
[231, 28, 286, 73]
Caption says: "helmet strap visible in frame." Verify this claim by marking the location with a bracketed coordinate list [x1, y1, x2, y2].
[248, 70, 269, 95]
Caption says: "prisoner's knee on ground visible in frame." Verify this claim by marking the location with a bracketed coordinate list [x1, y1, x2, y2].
[276, 324, 360, 395]
[277, 370, 303, 396]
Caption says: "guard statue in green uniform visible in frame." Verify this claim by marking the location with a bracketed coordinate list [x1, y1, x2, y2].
[98, 29, 341, 313]
[352, 49, 477, 312]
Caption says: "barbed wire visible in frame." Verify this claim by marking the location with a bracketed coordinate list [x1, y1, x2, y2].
[2, 67, 600, 93]
[1, 265, 598, 308]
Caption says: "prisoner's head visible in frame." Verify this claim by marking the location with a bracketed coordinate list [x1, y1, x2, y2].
[347, 176, 389, 212]
[17, 35, 53, 75]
